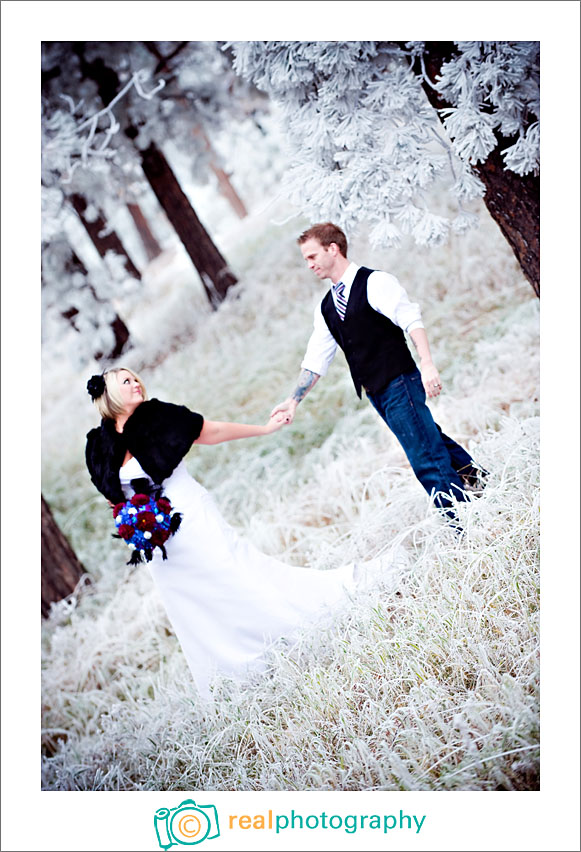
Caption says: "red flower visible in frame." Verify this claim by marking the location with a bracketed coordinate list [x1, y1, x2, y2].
[112, 502, 126, 518]
[156, 498, 172, 514]
[136, 511, 156, 531]
[131, 493, 150, 507]
[151, 528, 170, 546]
[118, 524, 135, 540]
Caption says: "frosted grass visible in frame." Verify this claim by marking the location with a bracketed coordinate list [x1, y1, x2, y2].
[41, 196, 539, 790]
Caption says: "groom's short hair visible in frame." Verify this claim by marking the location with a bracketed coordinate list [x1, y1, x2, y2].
[297, 222, 348, 258]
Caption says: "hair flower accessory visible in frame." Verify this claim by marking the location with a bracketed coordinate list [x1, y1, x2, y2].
[112, 489, 182, 565]
[87, 374, 106, 400]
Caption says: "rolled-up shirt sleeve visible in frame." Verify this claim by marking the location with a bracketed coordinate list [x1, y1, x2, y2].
[300, 304, 338, 377]
[367, 270, 424, 333]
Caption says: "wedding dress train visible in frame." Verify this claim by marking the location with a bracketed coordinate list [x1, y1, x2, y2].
[120, 457, 393, 698]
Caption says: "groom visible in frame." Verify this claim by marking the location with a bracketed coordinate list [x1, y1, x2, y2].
[271, 222, 487, 518]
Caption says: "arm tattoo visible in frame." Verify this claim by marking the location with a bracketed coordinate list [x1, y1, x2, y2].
[291, 369, 319, 403]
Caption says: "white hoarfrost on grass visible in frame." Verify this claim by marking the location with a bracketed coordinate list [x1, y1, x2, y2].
[41, 196, 539, 791]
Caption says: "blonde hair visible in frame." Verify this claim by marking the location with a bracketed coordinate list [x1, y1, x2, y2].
[94, 367, 148, 420]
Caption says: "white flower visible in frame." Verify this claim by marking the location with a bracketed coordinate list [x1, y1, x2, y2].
[144, 532, 152, 540]
[155, 514, 164, 523]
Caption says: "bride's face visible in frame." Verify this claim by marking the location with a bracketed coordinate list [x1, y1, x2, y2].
[117, 370, 144, 412]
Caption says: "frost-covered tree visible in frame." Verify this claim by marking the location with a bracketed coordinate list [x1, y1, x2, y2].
[41, 41, 267, 364]
[230, 41, 540, 295]
[41, 228, 134, 365]
[42, 58, 163, 362]
[69, 192, 141, 280]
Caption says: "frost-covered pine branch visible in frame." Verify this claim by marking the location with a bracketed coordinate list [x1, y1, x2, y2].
[431, 42, 540, 175]
[230, 41, 539, 251]
[42, 70, 165, 186]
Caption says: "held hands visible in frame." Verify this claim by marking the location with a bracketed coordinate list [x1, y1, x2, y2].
[260, 400, 296, 436]
[420, 361, 443, 398]
[270, 398, 298, 425]
[264, 411, 289, 434]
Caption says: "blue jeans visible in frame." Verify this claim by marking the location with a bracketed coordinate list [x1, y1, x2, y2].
[367, 369, 474, 515]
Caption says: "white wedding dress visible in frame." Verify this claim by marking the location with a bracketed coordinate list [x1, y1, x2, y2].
[120, 456, 388, 699]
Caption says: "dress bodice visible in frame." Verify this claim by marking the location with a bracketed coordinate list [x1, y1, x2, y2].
[118, 455, 155, 500]
[118, 457, 207, 510]
[119, 455, 149, 484]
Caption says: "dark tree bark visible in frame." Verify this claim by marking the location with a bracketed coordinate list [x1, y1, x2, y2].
[470, 145, 539, 297]
[70, 193, 141, 280]
[57, 248, 131, 361]
[42, 496, 89, 618]
[127, 202, 162, 262]
[136, 139, 238, 306]
[412, 42, 540, 297]
[107, 315, 132, 360]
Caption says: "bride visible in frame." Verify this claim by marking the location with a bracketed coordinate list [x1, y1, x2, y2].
[85, 366, 391, 699]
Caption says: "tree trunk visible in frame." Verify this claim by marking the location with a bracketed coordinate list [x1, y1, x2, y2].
[127, 202, 162, 262]
[60, 249, 131, 361]
[42, 496, 89, 618]
[194, 125, 248, 219]
[137, 140, 238, 306]
[408, 42, 540, 297]
[468, 146, 539, 297]
[107, 314, 131, 360]
[70, 193, 141, 280]
[210, 162, 248, 219]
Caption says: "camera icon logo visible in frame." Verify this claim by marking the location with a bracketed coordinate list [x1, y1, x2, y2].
[154, 800, 220, 849]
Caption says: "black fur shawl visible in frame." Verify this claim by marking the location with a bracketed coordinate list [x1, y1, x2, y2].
[85, 398, 204, 504]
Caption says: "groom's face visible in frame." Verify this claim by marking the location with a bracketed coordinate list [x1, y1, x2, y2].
[300, 238, 337, 280]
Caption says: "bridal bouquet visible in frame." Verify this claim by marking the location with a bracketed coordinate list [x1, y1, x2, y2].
[112, 492, 182, 564]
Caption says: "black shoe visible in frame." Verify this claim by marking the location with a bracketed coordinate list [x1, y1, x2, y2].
[458, 464, 489, 496]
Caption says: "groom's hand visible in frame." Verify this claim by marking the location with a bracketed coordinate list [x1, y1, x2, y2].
[420, 361, 443, 398]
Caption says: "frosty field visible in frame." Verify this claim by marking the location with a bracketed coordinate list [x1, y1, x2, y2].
[41, 200, 539, 791]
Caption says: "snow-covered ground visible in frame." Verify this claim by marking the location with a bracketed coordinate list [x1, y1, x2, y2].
[41, 191, 539, 791]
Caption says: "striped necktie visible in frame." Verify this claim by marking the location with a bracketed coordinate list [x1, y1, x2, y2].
[333, 281, 347, 320]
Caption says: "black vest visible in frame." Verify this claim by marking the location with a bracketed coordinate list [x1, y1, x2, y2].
[321, 266, 417, 398]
